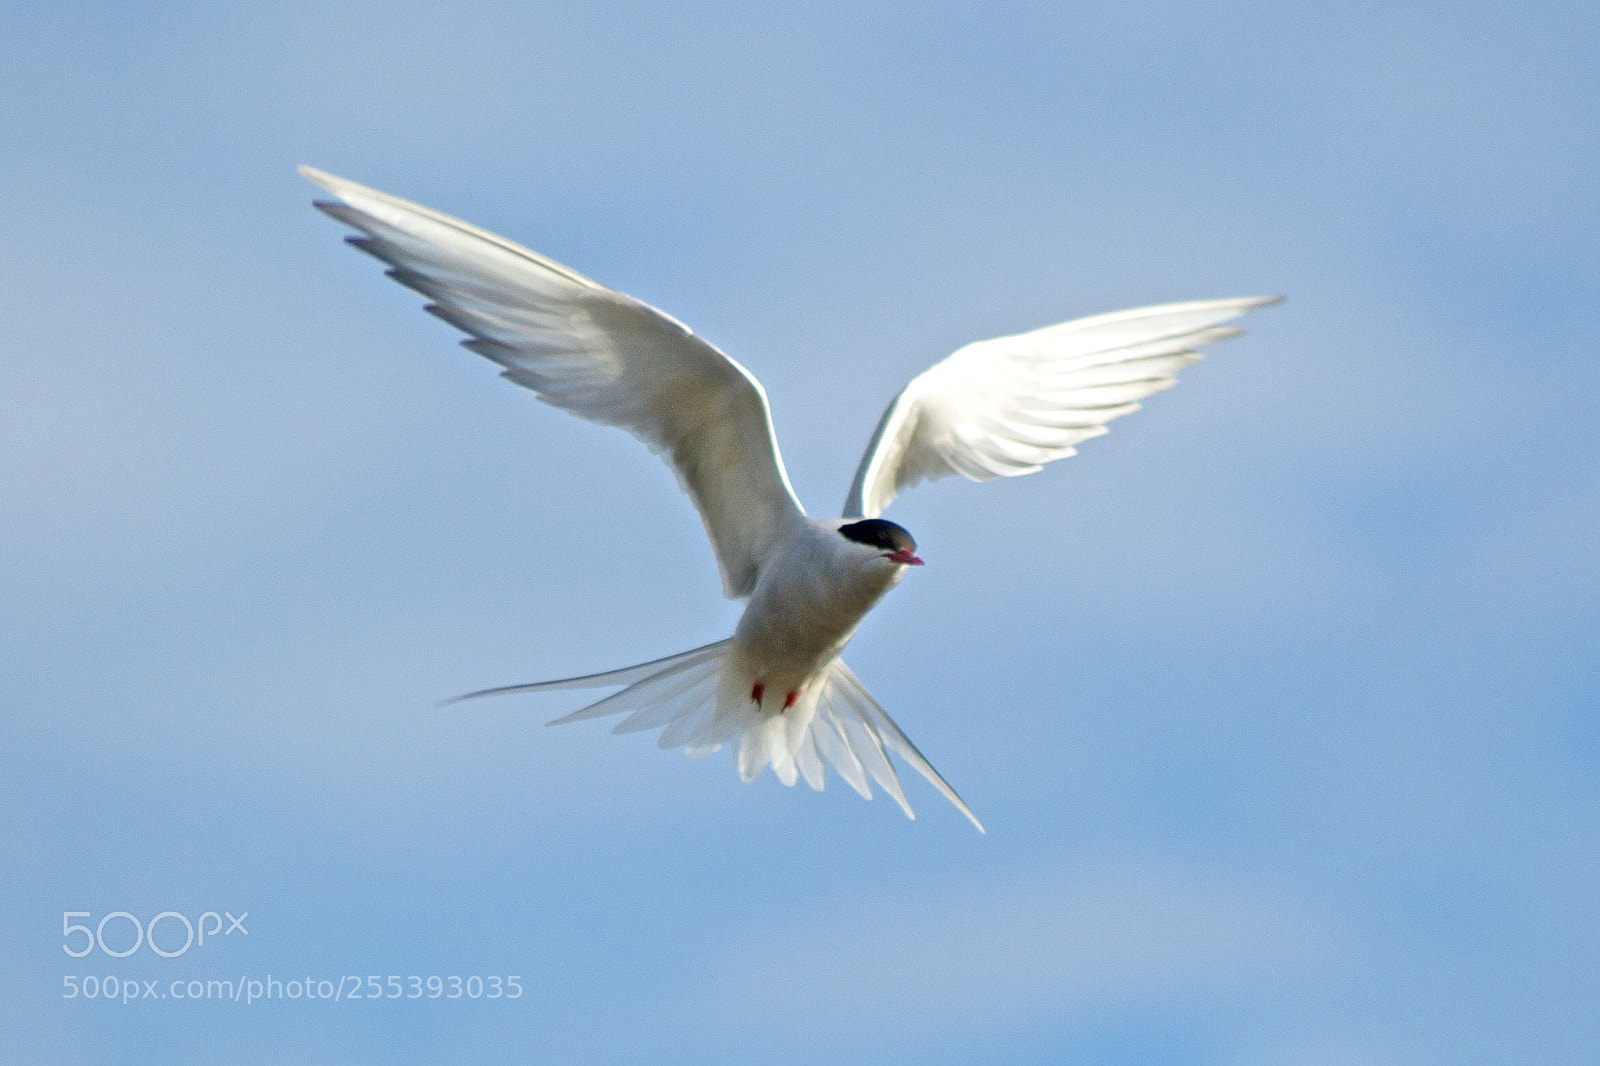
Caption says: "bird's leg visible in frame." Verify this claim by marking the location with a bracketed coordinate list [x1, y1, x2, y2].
[749, 682, 799, 713]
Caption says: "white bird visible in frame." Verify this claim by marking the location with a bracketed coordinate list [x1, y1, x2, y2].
[302, 166, 1278, 832]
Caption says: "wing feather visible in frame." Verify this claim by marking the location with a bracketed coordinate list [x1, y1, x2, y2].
[843, 296, 1279, 518]
[303, 167, 805, 596]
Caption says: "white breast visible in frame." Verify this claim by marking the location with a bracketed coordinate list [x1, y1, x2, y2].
[731, 519, 905, 697]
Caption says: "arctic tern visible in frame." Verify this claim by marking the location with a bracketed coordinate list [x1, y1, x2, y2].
[302, 166, 1278, 831]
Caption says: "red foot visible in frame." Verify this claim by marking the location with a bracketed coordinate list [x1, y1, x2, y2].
[783, 691, 798, 709]
[750, 682, 764, 704]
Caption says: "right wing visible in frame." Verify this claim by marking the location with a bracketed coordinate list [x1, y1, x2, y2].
[302, 167, 806, 597]
[843, 296, 1279, 519]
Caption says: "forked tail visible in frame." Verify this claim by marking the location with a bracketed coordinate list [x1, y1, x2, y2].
[448, 641, 983, 831]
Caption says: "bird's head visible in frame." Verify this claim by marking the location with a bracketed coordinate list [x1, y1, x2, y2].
[838, 518, 923, 567]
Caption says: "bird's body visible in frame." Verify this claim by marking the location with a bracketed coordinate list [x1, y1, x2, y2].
[734, 517, 909, 705]
[302, 166, 1278, 831]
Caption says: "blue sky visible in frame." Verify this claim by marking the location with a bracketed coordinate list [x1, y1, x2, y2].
[3, 1, 1597, 1062]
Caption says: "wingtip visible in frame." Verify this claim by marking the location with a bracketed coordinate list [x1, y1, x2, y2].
[299, 165, 361, 201]
[309, 200, 346, 222]
[298, 164, 334, 188]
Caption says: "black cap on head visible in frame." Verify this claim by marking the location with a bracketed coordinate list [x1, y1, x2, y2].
[838, 518, 916, 554]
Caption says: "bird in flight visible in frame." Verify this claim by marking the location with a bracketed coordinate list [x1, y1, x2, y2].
[303, 167, 1278, 831]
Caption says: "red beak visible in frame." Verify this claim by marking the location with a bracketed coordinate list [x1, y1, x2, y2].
[888, 548, 924, 566]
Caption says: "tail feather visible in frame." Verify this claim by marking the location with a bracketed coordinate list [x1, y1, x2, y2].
[548, 650, 721, 727]
[454, 639, 982, 830]
[440, 638, 731, 705]
[610, 658, 722, 735]
[830, 661, 985, 832]
[681, 702, 747, 756]
[828, 687, 913, 817]
[812, 707, 872, 800]
[794, 730, 826, 791]
[655, 678, 722, 748]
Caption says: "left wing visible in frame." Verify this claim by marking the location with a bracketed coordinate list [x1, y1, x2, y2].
[302, 167, 805, 597]
[843, 296, 1279, 519]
